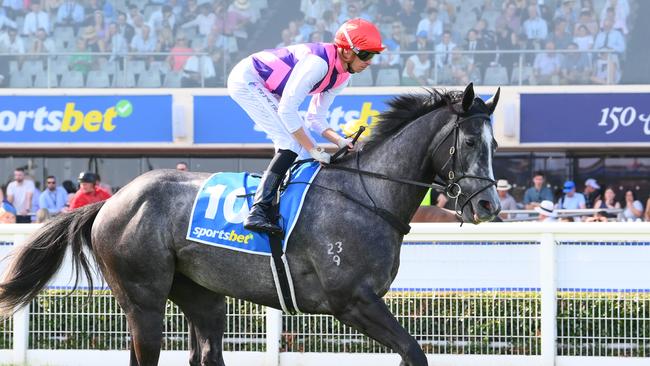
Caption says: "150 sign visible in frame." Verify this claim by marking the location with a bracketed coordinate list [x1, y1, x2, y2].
[598, 106, 650, 135]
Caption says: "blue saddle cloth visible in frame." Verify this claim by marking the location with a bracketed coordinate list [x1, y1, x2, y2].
[186, 162, 320, 255]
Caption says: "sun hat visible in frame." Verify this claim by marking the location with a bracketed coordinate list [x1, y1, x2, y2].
[534, 200, 557, 217]
[585, 178, 600, 190]
[496, 179, 512, 191]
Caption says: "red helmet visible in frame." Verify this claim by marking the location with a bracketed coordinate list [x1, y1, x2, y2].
[334, 18, 384, 52]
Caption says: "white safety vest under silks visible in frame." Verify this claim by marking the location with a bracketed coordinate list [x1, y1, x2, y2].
[227, 42, 351, 159]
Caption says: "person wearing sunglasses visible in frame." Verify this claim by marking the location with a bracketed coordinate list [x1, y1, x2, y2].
[227, 17, 384, 236]
[38, 176, 68, 215]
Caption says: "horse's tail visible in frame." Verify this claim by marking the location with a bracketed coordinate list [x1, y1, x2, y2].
[0, 201, 105, 315]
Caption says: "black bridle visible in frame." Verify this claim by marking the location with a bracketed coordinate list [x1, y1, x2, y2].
[427, 112, 497, 219]
[321, 111, 497, 228]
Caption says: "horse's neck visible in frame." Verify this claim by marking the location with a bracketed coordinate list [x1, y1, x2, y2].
[351, 117, 441, 222]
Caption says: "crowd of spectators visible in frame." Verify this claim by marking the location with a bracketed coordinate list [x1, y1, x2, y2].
[0, 0, 638, 87]
[495, 172, 649, 222]
[291, 0, 635, 86]
[0, 167, 112, 223]
[3, 163, 650, 224]
[0, 0, 259, 87]
[0, 163, 193, 224]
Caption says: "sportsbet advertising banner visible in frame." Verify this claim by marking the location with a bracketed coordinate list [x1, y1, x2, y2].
[194, 95, 390, 143]
[0, 95, 173, 142]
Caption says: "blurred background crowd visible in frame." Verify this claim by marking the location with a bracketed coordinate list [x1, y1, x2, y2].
[0, 0, 643, 88]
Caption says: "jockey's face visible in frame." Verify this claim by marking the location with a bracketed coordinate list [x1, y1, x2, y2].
[340, 48, 372, 73]
[350, 53, 373, 73]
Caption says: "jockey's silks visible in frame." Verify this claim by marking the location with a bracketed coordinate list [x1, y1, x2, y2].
[251, 43, 350, 96]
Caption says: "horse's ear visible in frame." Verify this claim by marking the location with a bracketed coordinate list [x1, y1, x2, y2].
[461, 82, 474, 112]
[485, 87, 501, 115]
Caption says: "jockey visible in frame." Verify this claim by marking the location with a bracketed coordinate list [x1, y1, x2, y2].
[228, 18, 384, 236]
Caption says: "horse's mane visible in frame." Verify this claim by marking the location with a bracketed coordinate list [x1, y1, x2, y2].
[363, 88, 463, 149]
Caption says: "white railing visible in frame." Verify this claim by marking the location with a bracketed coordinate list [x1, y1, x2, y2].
[1, 222, 649, 366]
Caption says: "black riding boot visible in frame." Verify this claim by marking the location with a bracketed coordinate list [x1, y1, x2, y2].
[244, 149, 297, 236]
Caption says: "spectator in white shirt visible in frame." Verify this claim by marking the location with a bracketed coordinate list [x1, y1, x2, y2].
[130, 23, 156, 59]
[181, 51, 215, 87]
[416, 8, 443, 44]
[434, 30, 456, 69]
[523, 4, 547, 47]
[557, 180, 587, 213]
[107, 22, 128, 62]
[56, 0, 84, 30]
[181, 4, 216, 37]
[22, 0, 50, 36]
[0, 26, 25, 54]
[593, 18, 625, 54]
[126, 4, 142, 27]
[6, 168, 35, 223]
[148, 5, 175, 33]
[0, 9, 16, 30]
[30, 27, 56, 59]
[533, 40, 562, 84]
[300, 0, 328, 23]
[600, 0, 629, 35]
[2, 0, 24, 16]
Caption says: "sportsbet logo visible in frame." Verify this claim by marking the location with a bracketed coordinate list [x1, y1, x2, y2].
[298, 101, 381, 140]
[338, 102, 379, 140]
[0, 99, 133, 132]
[192, 227, 254, 244]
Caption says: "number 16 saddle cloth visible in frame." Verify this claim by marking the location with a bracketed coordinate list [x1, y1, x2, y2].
[186, 162, 320, 255]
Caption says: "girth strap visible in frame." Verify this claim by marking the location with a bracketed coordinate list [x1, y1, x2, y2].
[267, 231, 298, 314]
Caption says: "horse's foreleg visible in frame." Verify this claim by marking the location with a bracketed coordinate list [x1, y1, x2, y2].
[169, 274, 227, 366]
[335, 290, 428, 366]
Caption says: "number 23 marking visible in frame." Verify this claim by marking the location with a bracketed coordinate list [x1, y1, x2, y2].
[327, 242, 343, 266]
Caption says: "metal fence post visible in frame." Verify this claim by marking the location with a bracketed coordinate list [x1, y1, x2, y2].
[518, 53, 524, 86]
[12, 305, 29, 364]
[265, 307, 282, 366]
[540, 232, 557, 366]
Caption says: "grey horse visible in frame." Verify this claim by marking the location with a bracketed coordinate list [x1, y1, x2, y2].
[0, 83, 501, 366]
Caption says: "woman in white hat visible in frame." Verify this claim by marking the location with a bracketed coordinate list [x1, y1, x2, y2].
[535, 200, 558, 222]
[496, 179, 517, 219]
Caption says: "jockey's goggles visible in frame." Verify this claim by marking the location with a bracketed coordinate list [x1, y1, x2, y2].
[341, 26, 380, 61]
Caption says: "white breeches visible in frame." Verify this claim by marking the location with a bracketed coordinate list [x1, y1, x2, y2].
[227, 57, 314, 159]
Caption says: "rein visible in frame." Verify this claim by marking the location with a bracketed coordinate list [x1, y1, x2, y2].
[287, 112, 496, 233]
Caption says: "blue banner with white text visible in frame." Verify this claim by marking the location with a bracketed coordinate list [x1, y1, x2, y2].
[194, 93, 495, 144]
[0, 95, 172, 142]
[521, 93, 650, 143]
[194, 95, 390, 144]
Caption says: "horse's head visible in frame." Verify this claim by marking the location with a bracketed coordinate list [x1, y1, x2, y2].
[429, 83, 501, 224]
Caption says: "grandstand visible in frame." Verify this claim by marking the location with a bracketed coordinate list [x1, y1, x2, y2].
[0, 0, 645, 87]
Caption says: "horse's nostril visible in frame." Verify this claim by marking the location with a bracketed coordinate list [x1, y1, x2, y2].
[479, 200, 492, 212]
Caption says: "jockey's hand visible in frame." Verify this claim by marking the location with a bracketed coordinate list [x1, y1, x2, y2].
[337, 137, 354, 150]
[309, 146, 331, 164]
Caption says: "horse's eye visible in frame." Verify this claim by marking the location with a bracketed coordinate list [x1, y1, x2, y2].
[465, 139, 476, 147]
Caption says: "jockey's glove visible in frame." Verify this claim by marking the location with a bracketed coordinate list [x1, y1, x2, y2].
[337, 137, 353, 149]
[309, 146, 331, 164]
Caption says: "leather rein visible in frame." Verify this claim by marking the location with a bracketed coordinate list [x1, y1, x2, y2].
[318, 112, 496, 232]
